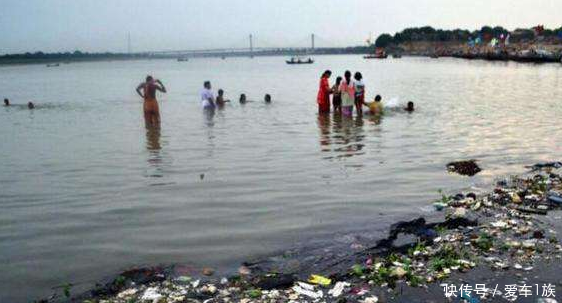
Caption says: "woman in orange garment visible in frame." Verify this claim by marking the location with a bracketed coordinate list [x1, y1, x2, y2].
[316, 70, 332, 114]
[136, 75, 167, 127]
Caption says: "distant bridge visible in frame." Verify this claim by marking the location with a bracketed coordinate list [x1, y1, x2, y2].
[136, 33, 362, 58]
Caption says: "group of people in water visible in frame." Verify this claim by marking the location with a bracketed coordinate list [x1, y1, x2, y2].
[136, 75, 273, 127]
[3, 98, 35, 109]
[316, 70, 414, 116]
[200, 80, 272, 110]
[134, 72, 414, 128]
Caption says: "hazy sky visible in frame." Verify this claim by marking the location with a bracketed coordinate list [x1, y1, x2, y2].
[1, 0, 560, 54]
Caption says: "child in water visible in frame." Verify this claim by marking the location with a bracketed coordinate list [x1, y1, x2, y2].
[365, 95, 383, 115]
[216, 89, 230, 108]
[332, 77, 342, 113]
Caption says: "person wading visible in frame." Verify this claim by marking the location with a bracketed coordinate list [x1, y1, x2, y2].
[136, 75, 166, 127]
[317, 70, 332, 114]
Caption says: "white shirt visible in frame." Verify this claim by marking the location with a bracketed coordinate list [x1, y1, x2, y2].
[200, 88, 215, 108]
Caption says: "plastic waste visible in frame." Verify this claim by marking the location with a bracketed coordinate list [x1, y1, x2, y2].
[360, 296, 379, 303]
[548, 190, 562, 204]
[141, 287, 163, 302]
[328, 281, 350, 297]
[308, 274, 331, 286]
[292, 282, 323, 299]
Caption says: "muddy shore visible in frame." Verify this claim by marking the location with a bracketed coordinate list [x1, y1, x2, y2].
[37, 164, 562, 303]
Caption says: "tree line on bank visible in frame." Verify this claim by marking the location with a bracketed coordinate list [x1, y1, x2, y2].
[375, 25, 562, 47]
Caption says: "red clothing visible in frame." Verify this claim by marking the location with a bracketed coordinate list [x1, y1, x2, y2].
[317, 76, 331, 113]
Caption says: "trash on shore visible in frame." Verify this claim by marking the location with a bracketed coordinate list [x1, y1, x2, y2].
[63, 162, 562, 303]
[447, 160, 482, 176]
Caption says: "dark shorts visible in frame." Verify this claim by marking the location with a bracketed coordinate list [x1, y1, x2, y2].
[332, 95, 342, 108]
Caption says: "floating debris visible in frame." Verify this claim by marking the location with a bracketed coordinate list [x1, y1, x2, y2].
[447, 160, 482, 176]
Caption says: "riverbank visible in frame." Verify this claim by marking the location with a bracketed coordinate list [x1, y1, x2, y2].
[392, 41, 562, 63]
[46, 163, 562, 303]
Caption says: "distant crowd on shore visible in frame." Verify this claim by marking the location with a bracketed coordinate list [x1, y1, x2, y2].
[3, 98, 35, 109]
[316, 70, 414, 117]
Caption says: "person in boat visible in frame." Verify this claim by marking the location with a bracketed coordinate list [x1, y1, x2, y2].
[3, 98, 9, 106]
[200, 81, 216, 110]
[27, 102, 35, 109]
[264, 94, 272, 103]
[216, 89, 230, 109]
[136, 75, 166, 127]
[353, 72, 365, 115]
[331, 77, 342, 113]
[364, 95, 383, 115]
[316, 70, 332, 114]
[339, 70, 355, 116]
[405, 101, 414, 112]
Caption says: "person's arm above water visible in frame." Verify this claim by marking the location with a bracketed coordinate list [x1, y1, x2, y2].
[136, 83, 145, 98]
[155, 79, 167, 93]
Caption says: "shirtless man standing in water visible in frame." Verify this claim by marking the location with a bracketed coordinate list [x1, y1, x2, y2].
[136, 75, 166, 126]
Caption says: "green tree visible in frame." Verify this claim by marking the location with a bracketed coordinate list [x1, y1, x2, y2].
[375, 34, 394, 47]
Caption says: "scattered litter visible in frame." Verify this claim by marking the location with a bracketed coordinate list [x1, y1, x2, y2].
[308, 274, 331, 286]
[328, 281, 350, 297]
[292, 282, 323, 299]
[141, 287, 162, 302]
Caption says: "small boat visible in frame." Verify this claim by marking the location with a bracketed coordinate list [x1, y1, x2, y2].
[46, 63, 60, 67]
[286, 57, 314, 64]
[177, 57, 189, 62]
[364, 47, 387, 59]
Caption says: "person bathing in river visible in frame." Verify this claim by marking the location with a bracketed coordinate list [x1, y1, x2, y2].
[200, 81, 216, 110]
[136, 75, 166, 126]
[354, 72, 365, 115]
[339, 70, 355, 117]
[3, 98, 9, 106]
[216, 89, 230, 108]
[364, 95, 383, 115]
[331, 76, 342, 113]
[316, 70, 332, 114]
[239, 93, 247, 104]
[27, 102, 35, 109]
[264, 94, 272, 103]
[405, 101, 415, 112]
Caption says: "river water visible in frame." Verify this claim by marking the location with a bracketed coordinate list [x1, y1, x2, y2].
[1, 55, 561, 302]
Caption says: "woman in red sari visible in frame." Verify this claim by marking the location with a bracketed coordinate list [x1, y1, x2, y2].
[317, 70, 332, 114]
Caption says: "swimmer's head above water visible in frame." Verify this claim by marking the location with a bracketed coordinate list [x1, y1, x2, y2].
[27, 102, 35, 109]
[239, 94, 247, 103]
[218, 89, 224, 96]
[204, 81, 211, 89]
[405, 101, 414, 112]
[4, 98, 9, 106]
[264, 94, 271, 103]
